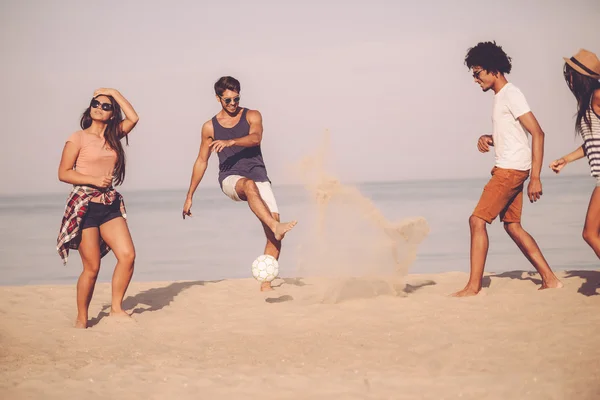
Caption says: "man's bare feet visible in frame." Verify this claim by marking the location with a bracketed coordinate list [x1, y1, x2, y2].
[274, 221, 297, 241]
[261, 281, 274, 292]
[74, 319, 87, 329]
[539, 278, 564, 290]
[451, 286, 481, 297]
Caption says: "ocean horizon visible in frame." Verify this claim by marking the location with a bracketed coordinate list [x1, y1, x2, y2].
[1, 173, 598, 286]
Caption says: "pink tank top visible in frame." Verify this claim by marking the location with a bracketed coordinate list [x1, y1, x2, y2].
[67, 130, 117, 178]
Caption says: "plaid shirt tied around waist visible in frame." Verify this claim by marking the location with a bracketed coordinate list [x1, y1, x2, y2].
[56, 185, 127, 265]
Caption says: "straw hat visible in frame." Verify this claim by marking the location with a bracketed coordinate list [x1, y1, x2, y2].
[564, 49, 600, 78]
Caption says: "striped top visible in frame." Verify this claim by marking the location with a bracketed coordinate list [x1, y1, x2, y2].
[581, 96, 600, 177]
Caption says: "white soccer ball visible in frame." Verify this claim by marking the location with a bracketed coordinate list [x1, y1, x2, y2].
[251, 254, 279, 282]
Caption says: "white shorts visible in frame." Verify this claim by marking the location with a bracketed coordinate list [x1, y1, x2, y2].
[221, 175, 279, 214]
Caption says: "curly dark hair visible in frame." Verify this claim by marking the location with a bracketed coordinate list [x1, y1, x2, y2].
[465, 41, 512, 75]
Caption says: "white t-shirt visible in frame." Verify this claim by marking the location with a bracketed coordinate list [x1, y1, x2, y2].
[492, 82, 532, 171]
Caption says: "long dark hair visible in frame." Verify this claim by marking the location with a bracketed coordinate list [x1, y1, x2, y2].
[79, 95, 128, 186]
[563, 63, 600, 135]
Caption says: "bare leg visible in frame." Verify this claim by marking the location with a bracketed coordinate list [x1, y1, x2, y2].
[99, 217, 136, 316]
[452, 215, 489, 297]
[76, 228, 102, 328]
[582, 187, 600, 258]
[260, 212, 282, 292]
[504, 222, 562, 289]
[236, 179, 296, 240]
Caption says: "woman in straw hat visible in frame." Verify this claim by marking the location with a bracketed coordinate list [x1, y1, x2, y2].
[550, 49, 600, 256]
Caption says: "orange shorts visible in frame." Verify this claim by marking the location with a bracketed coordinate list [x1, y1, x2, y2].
[472, 167, 530, 224]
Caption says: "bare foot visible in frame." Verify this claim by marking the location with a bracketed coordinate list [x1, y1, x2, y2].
[274, 221, 297, 241]
[450, 287, 481, 297]
[74, 319, 87, 329]
[261, 281, 274, 292]
[539, 278, 564, 290]
[110, 309, 132, 318]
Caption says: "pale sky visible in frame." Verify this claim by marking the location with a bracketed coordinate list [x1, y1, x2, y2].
[1, 0, 599, 195]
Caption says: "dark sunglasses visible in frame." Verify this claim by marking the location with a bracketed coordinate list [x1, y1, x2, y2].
[91, 99, 114, 112]
[472, 69, 485, 80]
[219, 95, 240, 105]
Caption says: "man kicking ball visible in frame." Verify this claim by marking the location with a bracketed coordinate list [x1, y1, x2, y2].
[183, 76, 297, 291]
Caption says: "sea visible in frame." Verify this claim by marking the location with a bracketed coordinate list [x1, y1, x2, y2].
[0, 175, 598, 286]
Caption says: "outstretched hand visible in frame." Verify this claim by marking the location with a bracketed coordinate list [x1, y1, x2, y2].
[549, 158, 567, 174]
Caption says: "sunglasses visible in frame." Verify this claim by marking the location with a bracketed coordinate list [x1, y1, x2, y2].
[219, 95, 240, 105]
[472, 69, 485, 80]
[91, 99, 114, 112]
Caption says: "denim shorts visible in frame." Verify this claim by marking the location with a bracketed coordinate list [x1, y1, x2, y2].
[81, 200, 123, 230]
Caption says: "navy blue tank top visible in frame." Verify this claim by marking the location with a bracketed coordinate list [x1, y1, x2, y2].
[212, 108, 270, 187]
